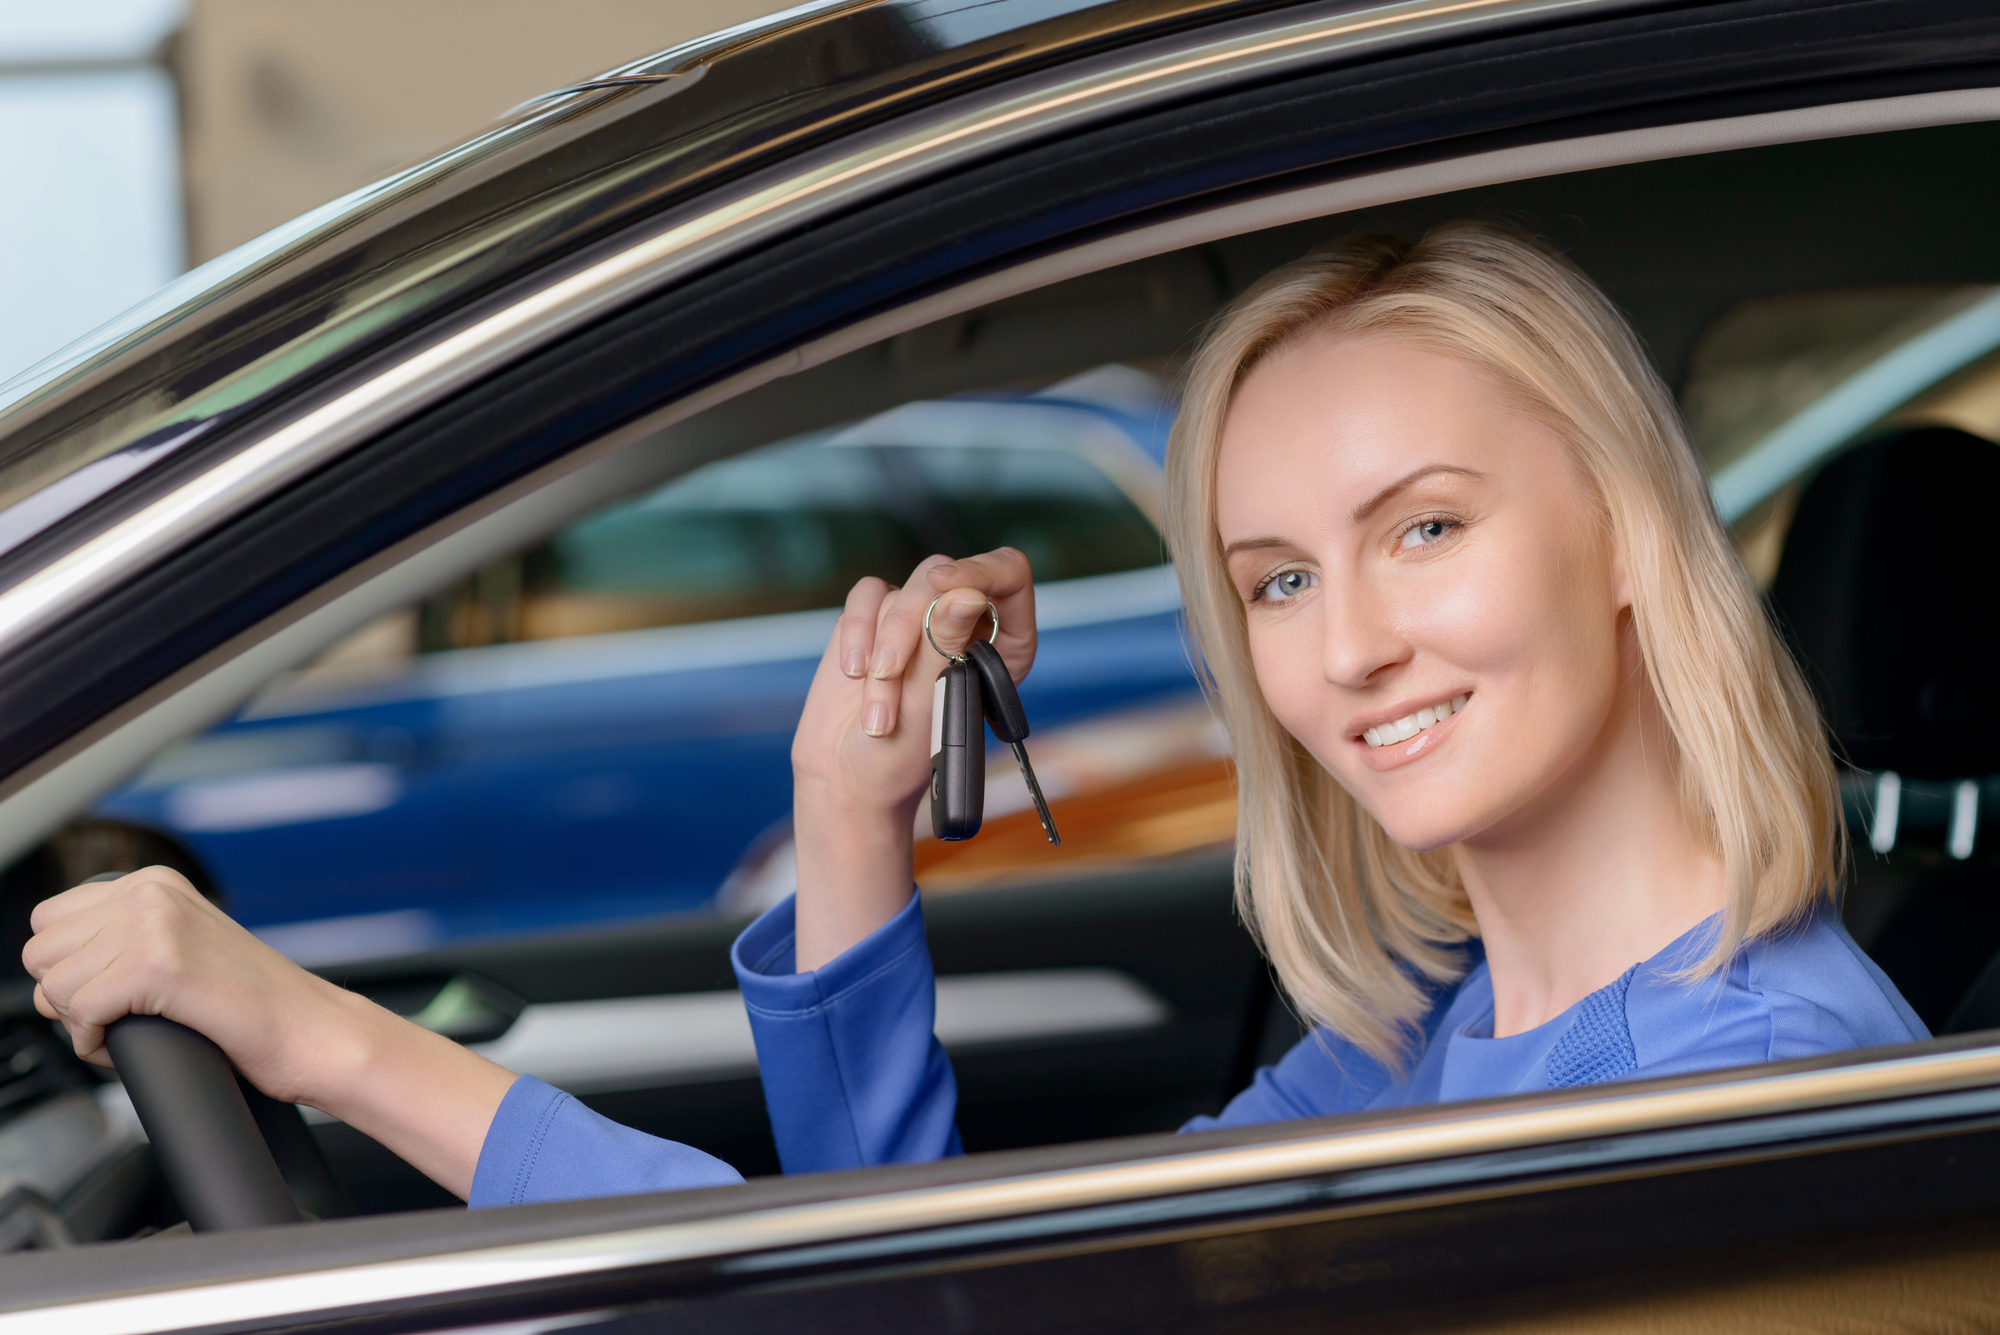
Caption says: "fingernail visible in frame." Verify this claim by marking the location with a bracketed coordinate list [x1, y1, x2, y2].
[869, 648, 895, 679]
[864, 703, 889, 737]
[843, 649, 865, 678]
[946, 599, 980, 622]
[930, 562, 959, 581]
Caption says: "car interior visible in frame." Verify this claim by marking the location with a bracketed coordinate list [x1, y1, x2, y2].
[5, 111, 2000, 1247]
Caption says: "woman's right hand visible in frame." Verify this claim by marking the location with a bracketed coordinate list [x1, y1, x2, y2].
[789, 548, 1036, 969]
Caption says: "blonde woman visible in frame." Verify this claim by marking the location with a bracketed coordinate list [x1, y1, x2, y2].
[22, 224, 1923, 1205]
[722, 220, 1925, 1171]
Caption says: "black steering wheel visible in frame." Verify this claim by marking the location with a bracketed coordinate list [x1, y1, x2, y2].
[84, 875, 353, 1231]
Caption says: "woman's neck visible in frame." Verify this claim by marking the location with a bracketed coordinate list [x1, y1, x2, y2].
[1453, 654, 1726, 1038]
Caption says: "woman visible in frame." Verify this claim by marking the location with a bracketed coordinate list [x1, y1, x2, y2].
[20, 223, 1921, 1206]
[723, 221, 1924, 1174]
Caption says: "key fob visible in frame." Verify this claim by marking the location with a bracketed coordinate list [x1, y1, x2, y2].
[930, 658, 985, 841]
[965, 640, 1028, 742]
[965, 640, 1061, 845]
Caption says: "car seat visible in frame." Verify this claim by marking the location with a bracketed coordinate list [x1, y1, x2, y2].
[1766, 424, 2000, 1034]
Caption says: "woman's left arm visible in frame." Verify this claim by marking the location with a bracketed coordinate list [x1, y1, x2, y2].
[25, 868, 518, 1198]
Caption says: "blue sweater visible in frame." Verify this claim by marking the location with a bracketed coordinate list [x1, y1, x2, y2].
[467, 890, 1925, 1205]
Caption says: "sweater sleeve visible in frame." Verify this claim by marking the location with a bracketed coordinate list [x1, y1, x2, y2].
[731, 889, 964, 1175]
[468, 1074, 743, 1208]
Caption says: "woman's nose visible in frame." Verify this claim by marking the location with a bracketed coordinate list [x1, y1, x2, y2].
[1319, 579, 1412, 689]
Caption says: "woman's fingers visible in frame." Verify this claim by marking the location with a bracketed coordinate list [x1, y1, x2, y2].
[26, 874, 130, 935]
[866, 555, 956, 681]
[830, 547, 1038, 741]
[32, 919, 141, 1062]
[837, 577, 892, 679]
[925, 547, 1032, 601]
[861, 588, 913, 737]
[861, 555, 956, 737]
[924, 547, 1036, 678]
[919, 588, 998, 659]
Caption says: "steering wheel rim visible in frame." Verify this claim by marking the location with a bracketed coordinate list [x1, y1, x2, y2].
[104, 1015, 303, 1231]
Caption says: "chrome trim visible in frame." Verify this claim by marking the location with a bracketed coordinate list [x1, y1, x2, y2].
[0, 0, 1629, 667]
[11, 1040, 2000, 1332]
[502, 73, 684, 118]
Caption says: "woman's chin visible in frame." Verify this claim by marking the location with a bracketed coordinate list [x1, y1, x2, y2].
[1368, 801, 1488, 854]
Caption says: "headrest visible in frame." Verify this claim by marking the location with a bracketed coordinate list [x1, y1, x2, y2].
[1769, 425, 2000, 778]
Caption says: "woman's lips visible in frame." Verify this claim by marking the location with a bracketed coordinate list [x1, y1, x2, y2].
[1354, 694, 1469, 771]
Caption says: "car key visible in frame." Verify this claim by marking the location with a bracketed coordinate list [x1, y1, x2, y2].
[966, 639, 1061, 845]
[930, 656, 986, 841]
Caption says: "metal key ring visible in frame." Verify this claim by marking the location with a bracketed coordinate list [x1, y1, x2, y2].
[924, 595, 999, 663]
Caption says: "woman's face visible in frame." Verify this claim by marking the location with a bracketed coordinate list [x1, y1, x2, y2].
[1214, 334, 1632, 851]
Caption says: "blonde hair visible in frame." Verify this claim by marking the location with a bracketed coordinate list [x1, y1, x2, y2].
[1164, 222, 1839, 1065]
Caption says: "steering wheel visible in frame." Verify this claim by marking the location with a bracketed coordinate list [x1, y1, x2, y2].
[83, 875, 352, 1231]
[105, 1016, 302, 1230]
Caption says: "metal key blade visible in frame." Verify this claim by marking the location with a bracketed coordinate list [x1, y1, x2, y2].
[1011, 740, 1061, 845]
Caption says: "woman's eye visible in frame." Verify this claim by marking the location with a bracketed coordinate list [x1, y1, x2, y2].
[1259, 569, 1316, 602]
[1399, 518, 1457, 550]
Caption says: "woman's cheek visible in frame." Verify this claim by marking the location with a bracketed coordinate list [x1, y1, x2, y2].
[1250, 641, 1362, 782]
[1417, 550, 1522, 669]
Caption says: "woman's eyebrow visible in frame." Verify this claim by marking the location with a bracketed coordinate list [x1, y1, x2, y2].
[1350, 464, 1485, 521]
[1220, 536, 1292, 559]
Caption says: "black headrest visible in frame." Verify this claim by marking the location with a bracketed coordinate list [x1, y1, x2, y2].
[1769, 425, 2000, 778]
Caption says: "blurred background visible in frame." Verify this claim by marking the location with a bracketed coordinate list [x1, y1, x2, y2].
[0, 0, 782, 386]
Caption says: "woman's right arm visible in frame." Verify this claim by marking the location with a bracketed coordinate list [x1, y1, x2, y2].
[734, 548, 1037, 1174]
[789, 549, 1038, 969]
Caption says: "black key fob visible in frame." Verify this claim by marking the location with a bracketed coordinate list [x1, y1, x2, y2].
[965, 639, 1061, 845]
[930, 658, 985, 841]
[964, 640, 1028, 742]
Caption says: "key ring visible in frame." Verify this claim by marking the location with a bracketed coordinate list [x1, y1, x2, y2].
[924, 595, 999, 663]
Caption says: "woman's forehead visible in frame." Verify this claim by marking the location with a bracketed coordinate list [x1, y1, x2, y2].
[1215, 339, 1540, 526]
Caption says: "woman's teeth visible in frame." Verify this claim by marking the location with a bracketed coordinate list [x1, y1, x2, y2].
[1363, 695, 1468, 748]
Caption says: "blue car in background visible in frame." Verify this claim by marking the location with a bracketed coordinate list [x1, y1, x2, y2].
[89, 367, 1208, 960]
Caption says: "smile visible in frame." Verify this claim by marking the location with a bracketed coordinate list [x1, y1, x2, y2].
[1363, 695, 1468, 748]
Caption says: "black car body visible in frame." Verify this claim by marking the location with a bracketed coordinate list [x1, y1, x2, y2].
[4, 0, 2000, 1329]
